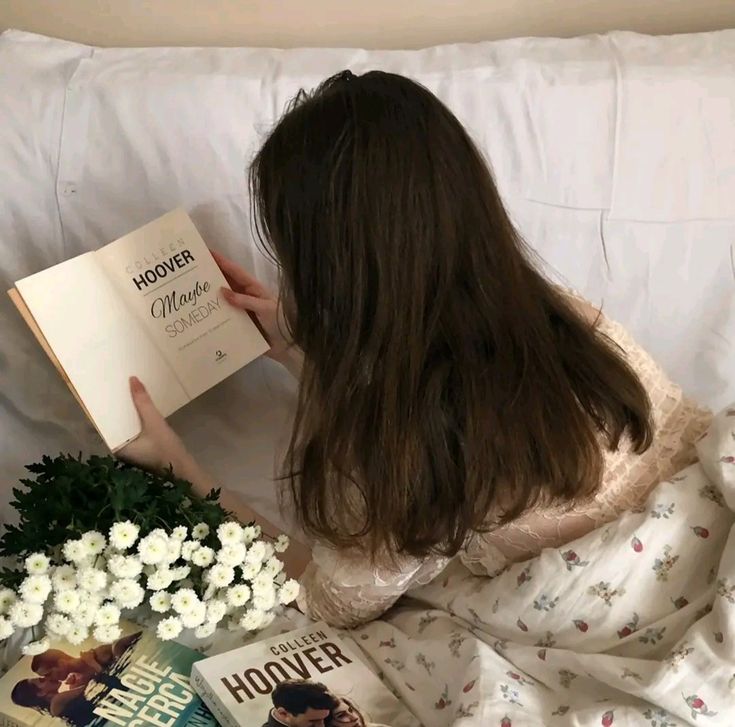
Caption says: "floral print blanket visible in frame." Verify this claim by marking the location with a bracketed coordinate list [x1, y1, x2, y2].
[344, 405, 735, 726]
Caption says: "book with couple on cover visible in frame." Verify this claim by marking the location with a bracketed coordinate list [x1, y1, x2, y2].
[0, 622, 215, 727]
[191, 622, 419, 727]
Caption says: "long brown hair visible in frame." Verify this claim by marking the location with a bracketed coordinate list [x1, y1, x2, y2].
[250, 70, 652, 560]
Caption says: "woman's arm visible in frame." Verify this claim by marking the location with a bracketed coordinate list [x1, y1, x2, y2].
[171, 448, 311, 579]
[50, 686, 86, 717]
[119, 377, 312, 581]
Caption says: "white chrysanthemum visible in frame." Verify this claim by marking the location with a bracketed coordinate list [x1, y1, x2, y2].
[260, 611, 276, 629]
[108, 555, 143, 580]
[278, 579, 300, 605]
[94, 624, 122, 643]
[110, 579, 145, 609]
[67, 624, 88, 645]
[253, 588, 276, 612]
[217, 544, 246, 567]
[244, 541, 266, 565]
[147, 569, 173, 592]
[226, 584, 251, 608]
[9, 601, 43, 628]
[0, 588, 16, 614]
[109, 521, 140, 550]
[262, 557, 284, 578]
[242, 525, 259, 545]
[53, 589, 80, 614]
[203, 583, 217, 602]
[22, 637, 51, 656]
[150, 592, 172, 613]
[194, 622, 216, 638]
[45, 613, 72, 636]
[208, 564, 235, 588]
[20, 575, 52, 605]
[170, 566, 190, 581]
[205, 599, 227, 624]
[95, 603, 121, 627]
[77, 567, 108, 593]
[181, 602, 207, 629]
[262, 543, 275, 561]
[157, 616, 183, 641]
[62, 539, 89, 563]
[25, 553, 50, 575]
[191, 546, 215, 568]
[74, 599, 101, 627]
[252, 572, 274, 595]
[217, 522, 243, 546]
[165, 539, 182, 564]
[192, 523, 209, 541]
[240, 561, 261, 581]
[240, 608, 265, 631]
[171, 526, 188, 541]
[81, 531, 106, 556]
[180, 541, 199, 561]
[137, 533, 169, 565]
[51, 565, 77, 592]
[273, 534, 290, 554]
[0, 617, 14, 640]
[171, 588, 199, 615]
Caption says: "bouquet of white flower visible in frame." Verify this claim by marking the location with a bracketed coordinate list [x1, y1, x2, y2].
[0, 455, 300, 655]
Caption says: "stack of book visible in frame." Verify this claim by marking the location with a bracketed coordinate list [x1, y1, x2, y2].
[0, 621, 417, 726]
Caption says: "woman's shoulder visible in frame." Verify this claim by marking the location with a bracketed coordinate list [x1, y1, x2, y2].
[553, 284, 602, 327]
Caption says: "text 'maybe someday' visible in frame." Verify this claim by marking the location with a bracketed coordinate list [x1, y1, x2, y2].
[126, 238, 223, 339]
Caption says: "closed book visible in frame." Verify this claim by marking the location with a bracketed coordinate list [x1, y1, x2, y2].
[0, 622, 216, 727]
[190, 622, 418, 727]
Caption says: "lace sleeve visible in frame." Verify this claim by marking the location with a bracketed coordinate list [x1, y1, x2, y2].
[296, 543, 449, 628]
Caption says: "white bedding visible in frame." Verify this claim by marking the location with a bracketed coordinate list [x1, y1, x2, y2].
[1, 28, 735, 534]
[2, 27, 735, 727]
[332, 404, 735, 726]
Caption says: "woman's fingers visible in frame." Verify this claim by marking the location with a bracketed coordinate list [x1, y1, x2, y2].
[220, 287, 271, 314]
[210, 249, 268, 297]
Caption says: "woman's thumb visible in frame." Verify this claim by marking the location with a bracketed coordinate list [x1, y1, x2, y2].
[129, 377, 161, 425]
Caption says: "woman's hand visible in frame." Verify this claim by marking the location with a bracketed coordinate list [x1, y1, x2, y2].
[117, 377, 190, 476]
[118, 378, 312, 579]
[212, 250, 289, 359]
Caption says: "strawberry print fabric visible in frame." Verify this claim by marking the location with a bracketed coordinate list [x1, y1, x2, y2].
[341, 406, 735, 726]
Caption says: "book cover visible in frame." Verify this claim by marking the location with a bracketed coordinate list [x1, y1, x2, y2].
[9, 209, 268, 451]
[0, 622, 216, 727]
[191, 622, 419, 727]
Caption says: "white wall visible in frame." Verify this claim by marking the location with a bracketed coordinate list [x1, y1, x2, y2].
[1, 0, 734, 48]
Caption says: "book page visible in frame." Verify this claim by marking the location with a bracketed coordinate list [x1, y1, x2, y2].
[14, 253, 188, 451]
[94, 209, 268, 400]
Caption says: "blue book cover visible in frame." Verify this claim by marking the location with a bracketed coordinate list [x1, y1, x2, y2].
[0, 622, 216, 727]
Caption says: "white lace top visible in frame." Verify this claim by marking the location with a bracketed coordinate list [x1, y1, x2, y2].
[296, 307, 712, 628]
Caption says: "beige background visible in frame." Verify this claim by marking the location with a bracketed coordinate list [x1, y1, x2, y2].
[1, 0, 734, 48]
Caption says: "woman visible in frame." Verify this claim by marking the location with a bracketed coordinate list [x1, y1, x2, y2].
[328, 696, 389, 727]
[122, 70, 710, 628]
[11, 677, 96, 725]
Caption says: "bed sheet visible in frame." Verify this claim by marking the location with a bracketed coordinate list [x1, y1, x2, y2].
[1, 27, 734, 534]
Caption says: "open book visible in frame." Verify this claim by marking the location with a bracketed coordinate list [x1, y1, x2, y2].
[9, 209, 269, 451]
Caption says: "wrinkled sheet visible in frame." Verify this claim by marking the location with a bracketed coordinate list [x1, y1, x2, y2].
[1, 28, 735, 535]
[340, 405, 735, 725]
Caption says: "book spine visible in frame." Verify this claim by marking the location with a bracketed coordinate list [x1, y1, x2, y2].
[190, 667, 239, 727]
